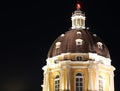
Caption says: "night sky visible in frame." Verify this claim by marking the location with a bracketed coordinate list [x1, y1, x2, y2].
[0, 0, 120, 91]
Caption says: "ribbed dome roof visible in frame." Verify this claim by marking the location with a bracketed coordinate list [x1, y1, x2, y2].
[48, 29, 110, 58]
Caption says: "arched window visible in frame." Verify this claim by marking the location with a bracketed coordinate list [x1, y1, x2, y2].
[81, 19, 83, 26]
[77, 19, 80, 26]
[54, 75, 60, 91]
[99, 76, 103, 91]
[75, 73, 84, 91]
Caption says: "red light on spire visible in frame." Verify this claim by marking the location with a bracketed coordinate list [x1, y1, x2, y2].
[77, 3, 81, 9]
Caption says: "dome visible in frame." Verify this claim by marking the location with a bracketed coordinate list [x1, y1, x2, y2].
[47, 5, 110, 59]
[48, 29, 110, 58]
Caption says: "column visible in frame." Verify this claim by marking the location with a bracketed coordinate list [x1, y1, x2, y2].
[72, 19, 74, 28]
[83, 18, 85, 27]
[43, 66, 49, 91]
[110, 72, 115, 91]
[75, 18, 77, 28]
[95, 65, 98, 91]
[88, 64, 93, 91]
[67, 66, 70, 90]
[65, 65, 70, 91]
[60, 68, 64, 91]
[43, 72, 46, 91]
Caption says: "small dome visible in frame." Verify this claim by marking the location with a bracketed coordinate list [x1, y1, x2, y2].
[48, 29, 110, 58]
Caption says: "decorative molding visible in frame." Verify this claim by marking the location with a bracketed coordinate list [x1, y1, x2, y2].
[46, 52, 112, 66]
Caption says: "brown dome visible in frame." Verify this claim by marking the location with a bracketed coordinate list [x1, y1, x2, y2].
[48, 29, 110, 58]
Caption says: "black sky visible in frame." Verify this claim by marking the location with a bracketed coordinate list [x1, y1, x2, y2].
[0, 0, 120, 91]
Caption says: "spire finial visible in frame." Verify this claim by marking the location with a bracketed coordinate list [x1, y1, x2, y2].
[76, 3, 81, 10]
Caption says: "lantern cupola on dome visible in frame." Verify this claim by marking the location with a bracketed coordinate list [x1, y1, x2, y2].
[71, 3, 85, 29]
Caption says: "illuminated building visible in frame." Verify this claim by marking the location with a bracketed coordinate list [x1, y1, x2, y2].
[42, 3, 115, 91]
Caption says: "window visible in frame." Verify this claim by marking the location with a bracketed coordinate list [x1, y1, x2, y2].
[54, 75, 60, 91]
[81, 19, 83, 26]
[99, 76, 103, 91]
[75, 73, 84, 91]
[97, 42, 103, 49]
[56, 42, 61, 49]
[75, 39, 83, 45]
[77, 31, 81, 35]
[76, 56, 82, 61]
[54, 60, 59, 64]
[77, 19, 80, 26]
